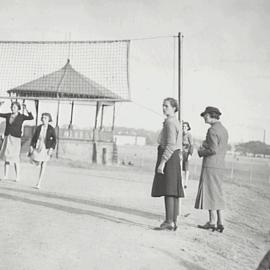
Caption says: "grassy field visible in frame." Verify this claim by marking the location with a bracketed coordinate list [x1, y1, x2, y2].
[117, 145, 270, 188]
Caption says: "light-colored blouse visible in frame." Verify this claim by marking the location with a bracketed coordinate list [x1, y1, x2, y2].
[158, 116, 181, 162]
[36, 125, 48, 152]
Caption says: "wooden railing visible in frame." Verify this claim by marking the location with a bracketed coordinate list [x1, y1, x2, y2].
[23, 125, 114, 142]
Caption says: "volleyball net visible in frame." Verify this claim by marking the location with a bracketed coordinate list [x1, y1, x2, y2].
[0, 40, 131, 101]
[0, 37, 178, 130]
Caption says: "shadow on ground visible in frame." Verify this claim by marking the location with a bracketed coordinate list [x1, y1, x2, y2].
[0, 185, 164, 229]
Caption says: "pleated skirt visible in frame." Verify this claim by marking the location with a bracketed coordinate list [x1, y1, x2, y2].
[151, 146, 184, 198]
[30, 143, 51, 164]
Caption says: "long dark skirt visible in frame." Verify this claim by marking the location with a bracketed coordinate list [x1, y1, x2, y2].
[151, 146, 184, 198]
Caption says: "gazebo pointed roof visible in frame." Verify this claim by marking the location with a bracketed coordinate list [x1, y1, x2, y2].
[7, 60, 123, 101]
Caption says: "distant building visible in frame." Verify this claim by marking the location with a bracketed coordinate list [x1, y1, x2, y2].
[114, 134, 146, 146]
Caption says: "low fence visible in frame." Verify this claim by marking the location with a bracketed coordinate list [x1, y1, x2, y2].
[117, 145, 270, 187]
[58, 128, 113, 142]
[22, 125, 114, 142]
[189, 159, 270, 187]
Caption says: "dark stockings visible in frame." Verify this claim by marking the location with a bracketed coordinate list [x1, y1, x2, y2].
[164, 196, 179, 223]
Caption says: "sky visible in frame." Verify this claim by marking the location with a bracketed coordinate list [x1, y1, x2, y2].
[0, 0, 269, 143]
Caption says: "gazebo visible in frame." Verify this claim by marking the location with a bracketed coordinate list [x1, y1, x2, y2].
[6, 59, 129, 164]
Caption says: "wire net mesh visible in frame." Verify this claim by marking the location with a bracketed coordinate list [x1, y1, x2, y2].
[0, 40, 130, 101]
[0, 37, 178, 131]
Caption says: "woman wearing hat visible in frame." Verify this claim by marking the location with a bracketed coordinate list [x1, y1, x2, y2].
[0, 101, 34, 181]
[195, 106, 228, 233]
[29, 112, 56, 189]
[182, 121, 193, 189]
[151, 97, 184, 231]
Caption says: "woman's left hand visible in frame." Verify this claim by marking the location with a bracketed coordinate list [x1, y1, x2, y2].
[157, 161, 165, 174]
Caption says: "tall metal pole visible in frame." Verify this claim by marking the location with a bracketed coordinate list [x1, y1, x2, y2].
[178, 32, 183, 151]
[178, 32, 183, 217]
[178, 32, 183, 125]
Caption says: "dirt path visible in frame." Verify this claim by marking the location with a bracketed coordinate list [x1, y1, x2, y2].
[0, 161, 269, 270]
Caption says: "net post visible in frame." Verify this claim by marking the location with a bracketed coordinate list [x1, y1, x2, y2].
[178, 33, 183, 126]
[178, 32, 183, 217]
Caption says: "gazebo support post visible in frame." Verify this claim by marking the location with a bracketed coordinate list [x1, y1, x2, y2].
[111, 103, 118, 164]
[100, 104, 104, 130]
[111, 103, 116, 131]
[92, 101, 101, 163]
[93, 101, 101, 139]
[94, 102, 100, 129]
[68, 101, 74, 134]
[34, 100, 39, 126]
[22, 99, 25, 114]
[55, 99, 61, 159]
